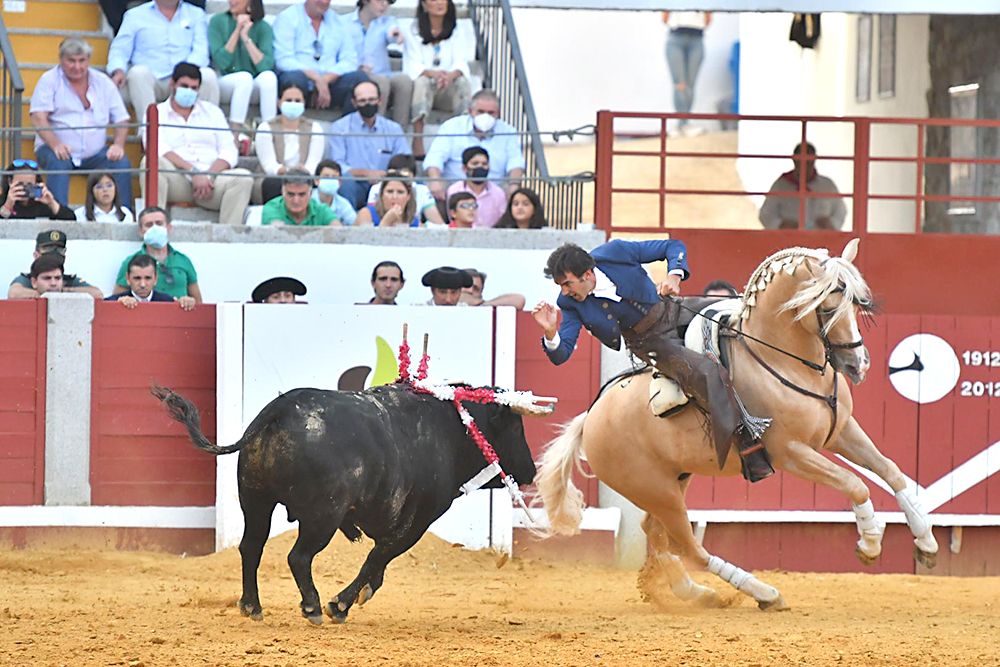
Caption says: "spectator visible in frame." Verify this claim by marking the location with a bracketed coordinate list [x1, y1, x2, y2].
[446, 191, 476, 228]
[113, 206, 203, 303]
[107, 0, 219, 125]
[144, 63, 253, 226]
[421, 265, 471, 306]
[99, 0, 205, 35]
[704, 279, 738, 297]
[256, 82, 326, 204]
[327, 80, 411, 209]
[0, 160, 76, 221]
[344, 0, 412, 128]
[424, 89, 525, 200]
[313, 160, 357, 225]
[261, 168, 337, 226]
[495, 186, 547, 229]
[365, 260, 404, 304]
[8, 229, 103, 300]
[26, 254, 65, 297]
[106, 253, 195, 309]
[662, 11, 711, 136]
[271, 0, 368, 113]
[444, 146, 506, 228]
[460, 267, 525, 308]
[209, 0, 278, 136]
[30, 38, 132, 209]
[366, 153, 444, 224]
[404, 0, 473, 157]
[355, 170, 419, 226]
[759, 141, 847, 230]
[251, 276, 307, 303]
[75, 172, 134, 223]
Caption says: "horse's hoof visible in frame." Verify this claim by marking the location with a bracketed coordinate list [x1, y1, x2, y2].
[305, 614, 323, 626]
[855, 547, 878, 566]
[324, 601, 348, 624]
[355, 583, 373, 606]
[757, 595, 789, 612]
[238, 602, 263, 621]
[914, 546, 938, 569]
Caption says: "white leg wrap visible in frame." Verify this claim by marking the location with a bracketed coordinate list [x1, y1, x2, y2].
[851, 499, 884, 558]
[896, 487, 938, 553]
[707, 555, 779, 603]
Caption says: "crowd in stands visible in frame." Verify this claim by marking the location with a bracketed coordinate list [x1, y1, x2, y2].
[2, 0, 553, 230]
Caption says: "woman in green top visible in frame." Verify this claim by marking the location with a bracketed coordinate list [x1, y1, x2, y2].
[209, 0, 277, 136]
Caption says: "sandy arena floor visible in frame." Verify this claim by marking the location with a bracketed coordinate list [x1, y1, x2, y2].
[2, 531, 998, 667]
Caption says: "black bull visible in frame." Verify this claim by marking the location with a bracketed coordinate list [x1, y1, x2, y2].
[152, 384, 536, 624]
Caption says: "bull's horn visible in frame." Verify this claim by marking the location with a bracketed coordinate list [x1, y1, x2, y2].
[510, 402, 555, 417]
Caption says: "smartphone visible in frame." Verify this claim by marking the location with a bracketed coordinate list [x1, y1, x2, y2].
[29, 184, 44, 199]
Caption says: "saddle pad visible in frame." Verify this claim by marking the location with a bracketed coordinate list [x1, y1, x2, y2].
[683, 297, 742, 357]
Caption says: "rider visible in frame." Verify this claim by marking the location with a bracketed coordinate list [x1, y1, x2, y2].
[532, 240, 774, 482]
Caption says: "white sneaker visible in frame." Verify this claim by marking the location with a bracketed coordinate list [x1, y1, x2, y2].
[682, 125, 706, 137]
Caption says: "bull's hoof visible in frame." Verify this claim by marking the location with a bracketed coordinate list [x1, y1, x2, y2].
[305, 614, 323, 626]
[914, 546, 937, 569]
[356, 584, 373, 606]
[301, 604, 323, 625]
[757, 595, 789, 612]
[855, 546, 878, 566]
[238, 601, 263, 621]
[324, 600, 349, 624]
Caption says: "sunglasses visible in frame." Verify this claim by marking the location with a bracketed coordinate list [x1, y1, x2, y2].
[12, 159, 38, 169]
[313, 39, 322, 61]
[432, 43, 441, 68]
[456, 201, 478, 210]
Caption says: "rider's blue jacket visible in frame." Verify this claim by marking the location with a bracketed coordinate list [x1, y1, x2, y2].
[543, 239, 689, 365]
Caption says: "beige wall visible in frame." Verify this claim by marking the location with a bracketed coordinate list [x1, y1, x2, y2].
[737, 13, 930, 233]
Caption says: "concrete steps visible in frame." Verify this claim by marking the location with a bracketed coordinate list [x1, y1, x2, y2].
[6, 29, 108, 66]
[2, 0, 103, 31]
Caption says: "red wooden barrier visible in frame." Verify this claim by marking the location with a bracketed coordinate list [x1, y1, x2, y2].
[89, 302, 216, 506]
[0, 300, 46, 505]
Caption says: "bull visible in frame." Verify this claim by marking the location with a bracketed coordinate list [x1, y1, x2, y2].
[152, 383, 539, 624]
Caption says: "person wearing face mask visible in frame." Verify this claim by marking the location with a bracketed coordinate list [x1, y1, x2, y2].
[112, 206, 203, 303]
[424, 89, 525, 202]
[106, 253, 195, 309]
[143, 62, 253, 225]
[255, 81, 325, 204]
[313, 160, 357, 226]
[327, 80, 410, 209]
[444, 146, 506, 228]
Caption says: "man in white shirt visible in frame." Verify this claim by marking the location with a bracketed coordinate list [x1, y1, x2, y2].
[759, 142, 847, 230]
[142, 62, 252, 226]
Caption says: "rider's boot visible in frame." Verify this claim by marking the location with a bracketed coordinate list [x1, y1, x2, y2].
[736, 429, 774, 483]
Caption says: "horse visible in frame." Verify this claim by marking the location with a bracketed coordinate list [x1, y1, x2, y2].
[533, 239, 938, 611]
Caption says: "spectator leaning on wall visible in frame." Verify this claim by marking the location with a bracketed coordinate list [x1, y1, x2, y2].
[8, 229, 103, 300]
[106, 253, 195, 309]
[113, 206, 203, 303]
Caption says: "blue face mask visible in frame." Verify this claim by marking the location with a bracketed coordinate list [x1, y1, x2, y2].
[173, 86, 199, 108]
[280, 101, 305, 119]
[318, 178, 340, 196]
[143, 224, 169, 249]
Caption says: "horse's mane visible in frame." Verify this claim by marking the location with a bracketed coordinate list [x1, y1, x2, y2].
[741, 246, 872, 335]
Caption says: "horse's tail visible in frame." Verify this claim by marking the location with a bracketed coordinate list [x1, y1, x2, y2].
[533, 411, 589, 537]
[151, 385, 245, 455]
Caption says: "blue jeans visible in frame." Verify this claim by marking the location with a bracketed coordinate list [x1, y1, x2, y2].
[665, 30, 705, 122]
[277, 70, 369, 114]
[338, 177, 371, 210]
[35, 144, 133, 209]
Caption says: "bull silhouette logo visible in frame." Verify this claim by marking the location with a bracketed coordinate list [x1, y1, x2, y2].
[888, 333, 959, 404]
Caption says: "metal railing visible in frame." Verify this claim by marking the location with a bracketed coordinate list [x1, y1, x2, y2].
[0, 16, 24, 168]
[468, 0, 590, 229]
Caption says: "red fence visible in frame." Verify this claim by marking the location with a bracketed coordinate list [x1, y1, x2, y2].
[0, 300, 46, 505]
[89, 303, 217, 506]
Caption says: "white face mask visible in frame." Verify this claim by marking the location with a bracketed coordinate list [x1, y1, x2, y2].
[280, 101, 305, 119]
[472, 112, 497, 133]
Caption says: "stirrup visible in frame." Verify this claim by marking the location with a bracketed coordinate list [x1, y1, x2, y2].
[733, 391, 772, 442]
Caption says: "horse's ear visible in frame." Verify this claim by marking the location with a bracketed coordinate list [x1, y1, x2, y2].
[841, 238, 860, 263]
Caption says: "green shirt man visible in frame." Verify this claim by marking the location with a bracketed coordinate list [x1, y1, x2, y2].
[115, 245, 198, 300]
[262, 175, 338, 226]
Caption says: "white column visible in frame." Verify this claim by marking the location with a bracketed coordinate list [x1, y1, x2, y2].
[215, 303, 244, 551]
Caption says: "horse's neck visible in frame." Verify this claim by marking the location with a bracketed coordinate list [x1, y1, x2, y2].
[742, 291, 826, 375]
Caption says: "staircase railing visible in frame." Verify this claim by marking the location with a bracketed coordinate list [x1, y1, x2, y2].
[0, 15, 24, 168]
[468, 0, 590, 229]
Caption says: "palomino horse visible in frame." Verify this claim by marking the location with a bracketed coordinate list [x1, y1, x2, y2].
[534, 239, 938, 611]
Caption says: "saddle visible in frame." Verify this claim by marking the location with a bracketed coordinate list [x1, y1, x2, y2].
[647, 297, 741, 417]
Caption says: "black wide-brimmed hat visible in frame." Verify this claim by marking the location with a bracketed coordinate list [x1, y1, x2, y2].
[421, 266, 473, 289]
[251, 276, 307, 303]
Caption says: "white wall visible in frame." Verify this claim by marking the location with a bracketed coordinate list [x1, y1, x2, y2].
[515, 9, 739, 137]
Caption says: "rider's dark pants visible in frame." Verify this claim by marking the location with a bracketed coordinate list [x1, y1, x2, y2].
[621, 298, 742, 468]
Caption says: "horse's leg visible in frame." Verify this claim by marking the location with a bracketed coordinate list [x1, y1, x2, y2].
[237, 492, 277, 621]
[639, 512, 723, 608]
[773, 439, 884, 564]
[831, 417, 939, 568]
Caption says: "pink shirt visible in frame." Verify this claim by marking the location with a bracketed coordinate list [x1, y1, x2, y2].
[445, 181, 507, 229]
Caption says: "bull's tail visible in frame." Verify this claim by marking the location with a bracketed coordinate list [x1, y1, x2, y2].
[533, 411, 589, 537]
[151, 385, 245, 455]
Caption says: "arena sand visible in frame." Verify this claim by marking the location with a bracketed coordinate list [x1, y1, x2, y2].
[2, 530, 998, 667]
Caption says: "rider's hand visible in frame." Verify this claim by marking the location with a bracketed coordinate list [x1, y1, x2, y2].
[658, 274, 682, 297]
[532, 301, 559, 339]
